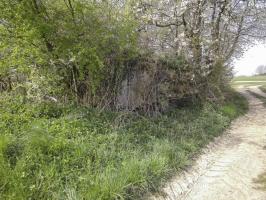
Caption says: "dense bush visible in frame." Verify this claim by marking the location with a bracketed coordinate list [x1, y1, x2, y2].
[0, 0, 244, 110]
[0, 0, 138, 105]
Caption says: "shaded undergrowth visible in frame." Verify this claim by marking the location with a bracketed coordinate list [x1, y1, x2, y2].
[0, 90, 248, 200]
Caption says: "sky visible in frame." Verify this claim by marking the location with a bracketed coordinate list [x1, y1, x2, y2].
[233, 43, 266, 76]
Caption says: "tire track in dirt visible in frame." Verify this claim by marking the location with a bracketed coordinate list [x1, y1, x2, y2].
[149, 87, 266, 200]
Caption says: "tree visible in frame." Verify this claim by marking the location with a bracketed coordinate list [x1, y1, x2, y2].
[1, 0, 266, 109]
[0, 0, 138, 104]
[256, 65, 266, 75]
[132, 0, 266, 98]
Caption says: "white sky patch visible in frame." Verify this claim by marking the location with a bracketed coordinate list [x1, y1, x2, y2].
[233, 43, 266, 76]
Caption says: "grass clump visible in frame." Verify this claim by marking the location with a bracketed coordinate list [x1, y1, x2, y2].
[0, 90, 248, 200]
[255, 172, 266, 190]
[220, 89, 249, 119]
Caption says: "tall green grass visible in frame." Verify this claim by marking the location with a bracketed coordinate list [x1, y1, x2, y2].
[0, 90, 248, 200]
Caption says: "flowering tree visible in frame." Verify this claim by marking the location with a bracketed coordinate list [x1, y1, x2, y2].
[132, 0, 266, 98]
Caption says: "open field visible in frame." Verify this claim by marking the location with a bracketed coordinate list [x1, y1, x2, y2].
[231, 75, 266, 88]
[233, 75, 266, 82]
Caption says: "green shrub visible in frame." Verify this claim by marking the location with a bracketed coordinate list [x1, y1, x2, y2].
[34, 103, 64, 118]
[220, 104, 237, 119]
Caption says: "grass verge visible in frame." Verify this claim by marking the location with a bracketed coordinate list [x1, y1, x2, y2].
[0, 90, 248, 200]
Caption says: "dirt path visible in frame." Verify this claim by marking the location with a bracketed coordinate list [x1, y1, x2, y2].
[150, 87, 266, 200]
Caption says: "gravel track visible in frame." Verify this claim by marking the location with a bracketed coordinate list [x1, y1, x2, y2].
[149, 87, 266, 200]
